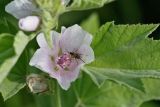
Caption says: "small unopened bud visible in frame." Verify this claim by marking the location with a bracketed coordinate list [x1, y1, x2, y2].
[26, 74, 48, 94]
[19, 16, 40, 32]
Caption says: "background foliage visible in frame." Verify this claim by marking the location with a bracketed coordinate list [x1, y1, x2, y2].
[1, 0, 160, 107]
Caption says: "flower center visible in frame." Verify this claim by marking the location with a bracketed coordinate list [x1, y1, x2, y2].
[56, 53, 72, 69]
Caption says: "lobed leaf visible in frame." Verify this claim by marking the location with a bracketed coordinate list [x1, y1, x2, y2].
[83, 66, 144, 92]
[62, 73, 160, 107]
[83, 21, 160, 91]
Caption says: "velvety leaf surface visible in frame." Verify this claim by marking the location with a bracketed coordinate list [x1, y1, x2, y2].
[91, 22, 159, 70]
[67, 0, 114, 11]
[82, 21, 160, 91]
[62, 73, 160, 107]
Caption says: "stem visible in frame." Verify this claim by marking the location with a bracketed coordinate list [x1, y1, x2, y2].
[56, 82, 62, 107]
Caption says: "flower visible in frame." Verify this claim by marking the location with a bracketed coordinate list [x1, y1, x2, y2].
[29, 24, 94, 90]
[5, 0, 39, 19]
[19, 16, 40, 31]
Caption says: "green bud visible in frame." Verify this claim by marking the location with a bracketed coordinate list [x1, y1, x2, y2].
[34, 0, 65, 47]
[35, 0, 65, 29]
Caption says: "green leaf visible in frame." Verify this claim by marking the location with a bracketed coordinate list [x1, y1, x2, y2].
[81, 13, 100, 35]
[91, 22, 160, 70]
[0, 15, 18, 34]
[67, 0, 114, 11]
[82, 67, 144, 92]
[92, 78, 160, 107]
[83, 22, 160, 91]
[80, 16, 145, 91]
[0, 0, 18, 34]
[0, 75, 26, 101]
[0, 51, 28, 101]
[0, 34, 14, 65]
[0, 31, 35, 85]
[62, 73, 160, 107]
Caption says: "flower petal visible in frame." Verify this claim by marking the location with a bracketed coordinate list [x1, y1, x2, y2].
[78, 44, 95, 64]
[60, 24, 86, 52]
[37, 33, 48, 48]
[5, 0, 39, 19]
[37, 31, 60, 49]
[50, 66, 81, 90]
[51, 31, 60, 57]
[83, 32, 93, 45]
[29, 48, 55, 74]
[61, 26, 67, 34]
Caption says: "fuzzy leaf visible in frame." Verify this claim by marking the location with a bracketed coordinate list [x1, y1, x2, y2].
[62, 73, 160, 107]
[83, 67, 144, 92]
[91, 22, 160, 70]
[67, 0, 114, 11]
[82, 21, 160, 92]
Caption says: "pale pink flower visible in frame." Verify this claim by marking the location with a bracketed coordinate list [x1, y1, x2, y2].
[29, 24, 94, 90]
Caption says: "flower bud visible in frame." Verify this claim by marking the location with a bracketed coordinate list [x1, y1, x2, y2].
[19, 16, 40, 32]
[26, 74, 48, 94]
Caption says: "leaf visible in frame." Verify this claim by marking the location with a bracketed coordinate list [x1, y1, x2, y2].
[81, 13, 100, 35]
[0, 0, 18, 34]
[80, 15, 146, 91]
[0, 51, 28, 101]
[91, 22, 160, 70]
[0, 76, 26, 101]
[0, 15, 18, 34]
[0, 31, 35, 85]
[67, 0, 114, 11]
[93, 78, 160, 107]
[82, 67, 144, 92]
[0, 0, 34, 101]
[82, 22, 160, 91]
[61, 73, 160, 107]
[0, 33, 14, 65]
